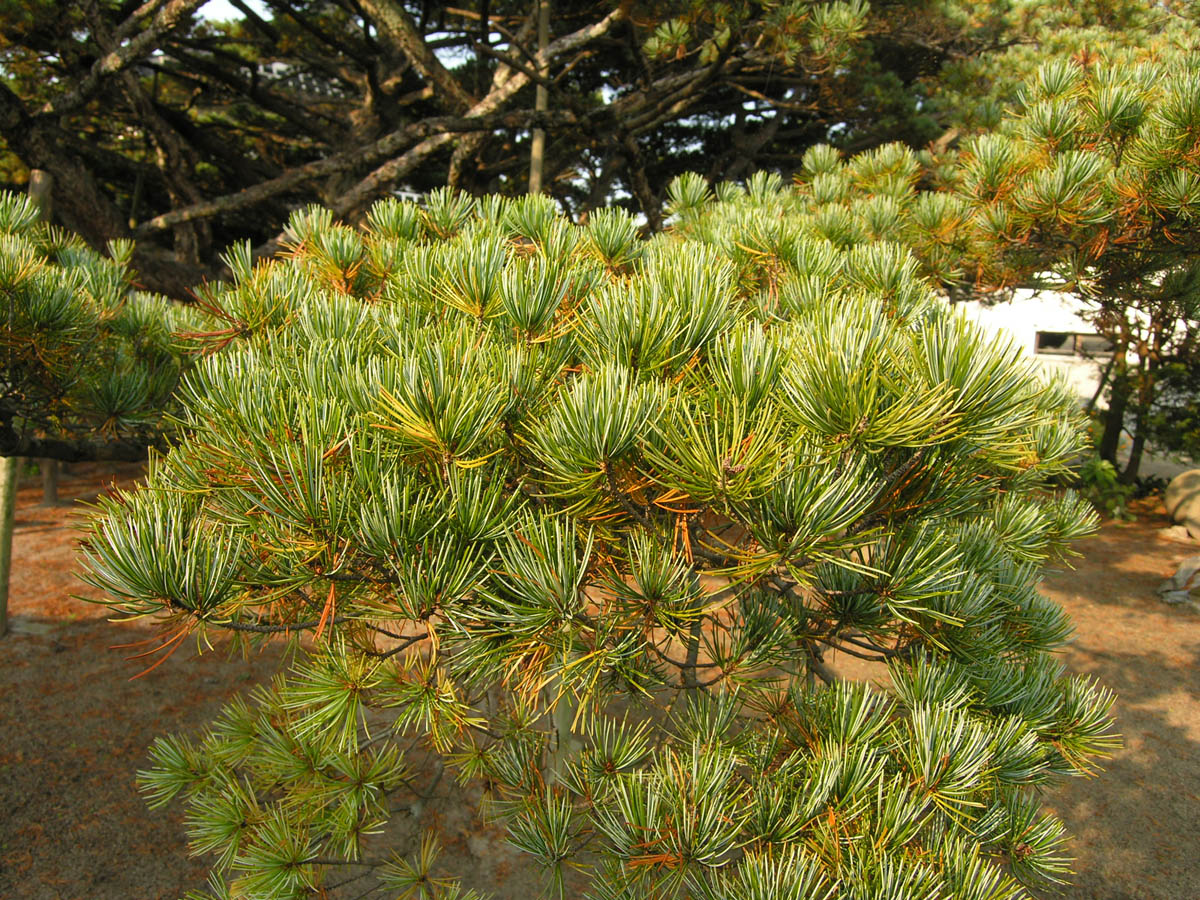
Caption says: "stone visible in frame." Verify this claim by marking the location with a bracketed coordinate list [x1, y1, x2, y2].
[1164, 470, 1200, 538]
[1158, 554, 1200, 604]
[1159, 524, 1198, 544]
[1164, 469, 1200, 519]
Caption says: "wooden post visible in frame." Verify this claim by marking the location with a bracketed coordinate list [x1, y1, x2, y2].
[0, 457, 16, 637]
[29, 172, 59, 505]
[527, 0, 550, 194]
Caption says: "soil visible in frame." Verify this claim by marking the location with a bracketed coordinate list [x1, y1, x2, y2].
[0, 469, 1197, 900]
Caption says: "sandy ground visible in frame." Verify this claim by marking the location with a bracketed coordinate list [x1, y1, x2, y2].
[0, 468, 1197, 900]
[1036, 510, 1200, 900]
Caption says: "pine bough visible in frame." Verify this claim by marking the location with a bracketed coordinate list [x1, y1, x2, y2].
[80, 185, 1117, 900]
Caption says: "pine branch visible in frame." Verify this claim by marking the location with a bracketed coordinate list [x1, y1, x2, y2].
[135, 109, 577, 234]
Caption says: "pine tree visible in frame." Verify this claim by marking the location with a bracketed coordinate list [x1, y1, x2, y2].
[951, 57, 1200, 480]
[0, 192, 197, 461]
[673, 49, 1200, 483]
[81, 188, 1117, 899]
[0, 190, 199, 633]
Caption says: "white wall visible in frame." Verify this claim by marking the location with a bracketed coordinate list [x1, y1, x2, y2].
[952, 291, 1194, 480]
[955, 289, 1104, 403]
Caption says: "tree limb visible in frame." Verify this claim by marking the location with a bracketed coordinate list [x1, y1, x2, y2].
[331, 5, 628, 216]
[39, 0, 207, 117]
[358, 0, 475, 113]
[135, 109, 575, 234]
[0, 422, 155, 464]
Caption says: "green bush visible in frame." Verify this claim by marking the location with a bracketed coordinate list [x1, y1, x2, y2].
[81, 188, 1116, 900]
[1077, 457, 1134, 519]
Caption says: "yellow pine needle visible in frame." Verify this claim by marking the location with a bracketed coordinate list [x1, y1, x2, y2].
[452, 447, 503, 469]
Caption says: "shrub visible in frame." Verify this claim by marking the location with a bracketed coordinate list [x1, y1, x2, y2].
[1077, 457, 1134, 519]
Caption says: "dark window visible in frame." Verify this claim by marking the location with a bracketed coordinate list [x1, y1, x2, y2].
[1035, 332, 1115, 358]
[1035, 331, 1073, 355]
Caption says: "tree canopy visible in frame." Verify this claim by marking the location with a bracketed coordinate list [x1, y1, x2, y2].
[0, 0, 1120, 292]
[952, 56, 1200, 479]
[81, 187, 1116, 900]
[670, 44, 1200, 481]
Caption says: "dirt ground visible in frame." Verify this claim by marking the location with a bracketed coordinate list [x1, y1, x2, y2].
[0, 467, 1197, 900]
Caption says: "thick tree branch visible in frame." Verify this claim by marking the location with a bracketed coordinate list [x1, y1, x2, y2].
[0, 85, 130, 250]
[135, 109, 576, 234]
[39, 0, 207, 117]
[331, 5, 628, 216]
[0, 423, 155, 464]
[358, 0, 475, 113]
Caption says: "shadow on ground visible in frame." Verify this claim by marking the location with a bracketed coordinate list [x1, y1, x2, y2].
[1038, 512, 1200, 900]
[1, 477, 1198, 899]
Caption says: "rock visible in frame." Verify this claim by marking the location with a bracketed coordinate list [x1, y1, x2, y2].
[1164, 470, 1200, 539]
[1159, 525, 1198, 544]
[1164, 469, 1200, 518]
[1158, 554, 1200, 604]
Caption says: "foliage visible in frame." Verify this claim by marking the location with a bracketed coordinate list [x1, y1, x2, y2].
[926, 0, 1193, 134]
[1140, 358, 1200, 461]
[0, 0, 1046, 288]
[952, 53, 1200, 479]
[0, 190, 199, 460]
[82, 188, 1117, 899]
[1076, 457, 1132, 520]
[672, 45, 1200, 482]
[667, 146, 975, 296]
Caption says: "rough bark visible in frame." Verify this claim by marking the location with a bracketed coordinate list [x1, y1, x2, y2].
[357, 0, 475, 114]
[0, 85, 130, 252]
[40, 0, 208, 117]
[1098, 360, 1129, 467]
[332, 6, 627, 217]
[137, 109, 575, 235]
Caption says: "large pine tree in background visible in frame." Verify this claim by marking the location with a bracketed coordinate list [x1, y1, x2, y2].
[0, 0, 1160, 294]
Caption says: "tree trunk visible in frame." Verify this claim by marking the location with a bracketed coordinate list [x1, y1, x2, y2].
[1098, 352, 1129, 465]
[28, 169, 53, 223]
[1120, 350, 1160, 484]
[39, 459, 59, 506]
[1086, 353, 1116, 414]
[0, 456, 17, 638]
[527, 0, 550, 194]
[548, 677, 574, 787]
[1121, 429, 1146, 484]
[1098, 387, 1128, 465]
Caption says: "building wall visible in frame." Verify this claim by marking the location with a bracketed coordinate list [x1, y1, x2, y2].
[955, 289, 1105, 402]
[952, 290, 1194, 480]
